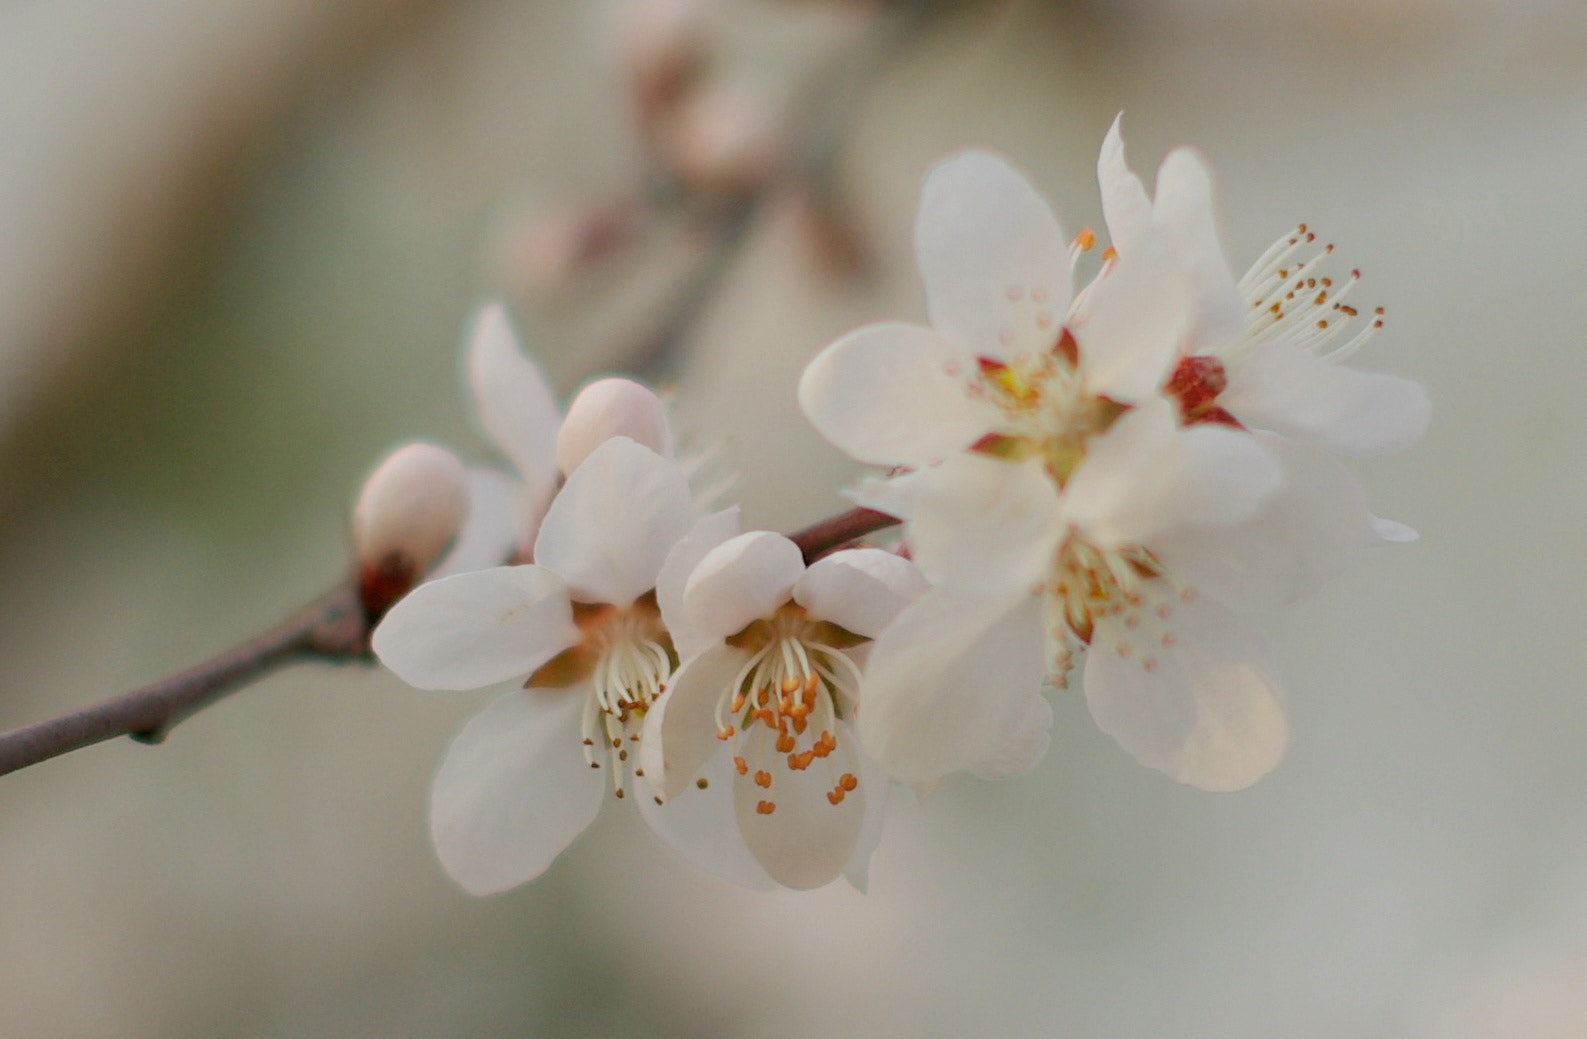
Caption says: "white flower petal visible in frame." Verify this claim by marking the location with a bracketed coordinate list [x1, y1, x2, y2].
[915, 151, 1072, 362]
[966, 691, 1053, 780]
[431, 467, 531, 579]
[841, 747, 890, 893]
[372, 565, 577, 691]
[634, 748, 778, 892]
[732, 724, 868, 890]
[1152, 434, 1376, 612]
[1371, 516, 1418, 543]
[1085, 588, 1287, 791]
[1222, 340, 1430, 454]
[1074, 233, 1193, 403]
[429, 688, 604, 895]
[793, 548, 929, 639]
[684, 531, 804, 640]
[467, 302, 561, 509]
[864, 455, 1060, 596]
[1096, 114, 1154, 255]
[534, 437, 694, 607]
[798, 321, 990, 468]
[856, 589, 1048, 784]
[1061, 398, 1281, 548]
[1152, 148, 1246, 349]
[641, 643, 753, 800]
[656, 507, 741, 659]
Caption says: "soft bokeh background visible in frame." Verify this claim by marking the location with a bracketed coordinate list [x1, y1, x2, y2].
[2, 0, 1584, 1035]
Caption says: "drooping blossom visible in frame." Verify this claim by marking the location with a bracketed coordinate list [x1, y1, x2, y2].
[373, 436, 712, 894]
[640, 530, 927, 889]
[799, 143, 1394, 791]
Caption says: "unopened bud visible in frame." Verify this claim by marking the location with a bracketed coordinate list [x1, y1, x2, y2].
[352, 442, 470, 618]
[556, 378, 673, 476]
[659, 88, 786, 196]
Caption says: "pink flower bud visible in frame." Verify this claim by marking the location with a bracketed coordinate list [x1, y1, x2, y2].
[555, 378, 673, 476]
[352, 442, 469, 618]
[658, 88, 786, 196]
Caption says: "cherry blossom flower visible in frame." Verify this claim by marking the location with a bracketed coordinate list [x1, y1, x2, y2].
[372, 436, 706, 894]
[798, 145, 1368, 791]
[640, 531, 927, 889]
[1097, 115, 1430, 458]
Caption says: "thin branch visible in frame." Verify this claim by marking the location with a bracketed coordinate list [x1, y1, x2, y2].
[789, 506, 899, 565]
[0, 582, 371, 778]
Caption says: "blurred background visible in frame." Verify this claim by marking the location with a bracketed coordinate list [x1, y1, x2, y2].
[1, 0, 1584, 1035]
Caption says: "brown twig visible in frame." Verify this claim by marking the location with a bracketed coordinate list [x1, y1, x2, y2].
[789, 506, 899, 565]
[0, 581, 372, 777]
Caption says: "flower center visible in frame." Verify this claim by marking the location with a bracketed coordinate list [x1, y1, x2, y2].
[1043, 533, 1172, 686]
[718, 605, 865, 813]
[527, 593, 675, 799]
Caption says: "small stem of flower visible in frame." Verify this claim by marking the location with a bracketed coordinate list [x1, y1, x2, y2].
[788, 506, 899, 565]
[0, 582, 372, 778]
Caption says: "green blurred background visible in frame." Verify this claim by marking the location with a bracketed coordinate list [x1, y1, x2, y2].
[2, 0, 1583, 1035]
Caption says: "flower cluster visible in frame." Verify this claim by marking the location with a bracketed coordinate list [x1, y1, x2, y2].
[368, 118, 1426, 895]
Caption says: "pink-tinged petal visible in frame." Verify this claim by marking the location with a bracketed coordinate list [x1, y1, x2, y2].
[732, 728, 868, 890]
[372, 565, 577, 691]
[467, 302, 561, 509]
[1096, 114, 1153, 255]
[1085, 587, 1287, 792]
[656, 507, 741, 659]
[915, 151, 1072, 363]
[640, 643, 753, 800]
[841, 742, 890, 893]
[856, 589, 1048, 784]
[555, 377, 674, 477]
[534, 437, 693, 607]
[861, 455, 1060, 596]
[1153, 148, 1246, 349]
[794, 548, 929, 639]
[1074, 234, 1193, 403]
[1371, 516, 1418, 543]
[1153, 434, 1376, 612]
[966, 691, 1053, 780]
[1221, 341, 1431, 454]
[1062, 398, 1281, 548]
[798, 321, 990, 468]
[684, 532, 804, 640]
[431, 468, 531, 579]
[429, 688, 604, 895]
[633, 749, 777, 891]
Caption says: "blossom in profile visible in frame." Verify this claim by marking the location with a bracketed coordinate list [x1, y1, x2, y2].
[373, 436, 705, 894]
[641, 531, 927, 889]
[800, 139, 1416, 792]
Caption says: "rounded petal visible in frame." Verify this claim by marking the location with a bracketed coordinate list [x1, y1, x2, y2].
[633, 750, 776, 891]
[640, 643, 753, 800]
[466, 302, 561, 508]
[372, 565, 577, 691]
[656, 507, 741, 659]
[1096, 113, 1154, 255]
[1074, 233, 1193, 403]
[1084, 588, 1287, 791]
[431, 467, 532, 579]
[1152, 434, 1376, 612]
[534, 437, 694, 607]
[798, 321, 990, 468]
[1153, 147, 1246, 349]
[1061, 398, 1281, 548]
[556, 377, 674, 476]
[732, 731, 868, 890]
[429, 688, 604, 895]
[856, 589, 1048, 784]
[793, 548, 929, 639]
[966, 691, 1053, 780]
[684, 531, 804, 639]
[874, 455, 1062, 596]
[915, 151, 1072, 362]
[1221, 341, 1430, 454]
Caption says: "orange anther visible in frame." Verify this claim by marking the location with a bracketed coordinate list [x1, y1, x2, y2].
[791, 717, 808, 735]
[838, 773, 858, 792]
[754, 770, 772, 788]
[781, 675, 800, 695]
[716, 725, 735, 740]
[827, 790, 846, 805]
[733, 756, 748, 775]
[1073, 227, 1096, 251]
[1102, 245, 1118, 263]
[730, 691, 745, 713]
[756, 800, 776, 815]
[775, 734, 796, 753]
